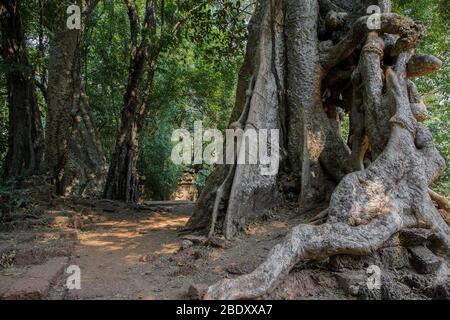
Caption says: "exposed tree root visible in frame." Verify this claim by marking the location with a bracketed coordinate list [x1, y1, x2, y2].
[407, 80, 428, 122]
[407, 54, 443, 79]
[208, 167, 234, 238]
[320, 13, 424, 71]
[208, 76, 255, 237]
[429, 189, 450, 213]
[308, 209, 329, 224]
[186, 1, 437, 240]
[360, 32, 387, 158]
[187, 1, 448, 299]
[197, 65, 449, 301]
[205, 213, 412, 300]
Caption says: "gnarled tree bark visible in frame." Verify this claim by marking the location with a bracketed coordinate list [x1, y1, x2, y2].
[0, 0, 44, 179]
[187, 0, 449, 299]
[45, 0, 106, 196]
[102, 0, 160, 203]
[185, 0, 287, 238]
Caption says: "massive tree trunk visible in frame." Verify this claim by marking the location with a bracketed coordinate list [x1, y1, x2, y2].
[103, 0, 159, 202]
[185, 1, 287, 238]
[187, 0, 449, 299]
[0, 0, 44, 179]
[45, 0, 106, 196]
[186, 0, 353, 238]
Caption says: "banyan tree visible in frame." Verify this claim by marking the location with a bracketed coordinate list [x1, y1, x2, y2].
[184, 0, 449, 299]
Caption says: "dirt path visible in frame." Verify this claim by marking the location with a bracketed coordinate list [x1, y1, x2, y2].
[1, 193, 447, 300]
[1, 197, 345, 300]
[51, 207, 297, 299]
[61, 210, 192, 299]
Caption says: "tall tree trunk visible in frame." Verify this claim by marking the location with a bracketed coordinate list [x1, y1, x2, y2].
[102, 62, 158, 202]
[186, 0, 350, 238]
[187, 0, 449, 299]
[185, 1, 286, 238]
[0, 0, 44, 179]
[103, 0, 159, 202]
[45, 0, 106, 196]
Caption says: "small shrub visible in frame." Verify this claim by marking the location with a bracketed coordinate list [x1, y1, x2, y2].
[0, 180, 29, 221]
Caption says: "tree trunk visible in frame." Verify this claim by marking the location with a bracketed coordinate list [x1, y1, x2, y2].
[0, 0, 44, 179]
[102, 64, 157, 203]
[186, 0, 351, 238]
[187, 0, 449, 299]
[103, 0, 159, 202]
[45, 0, 106, 196]
[185, 0, 286, 238]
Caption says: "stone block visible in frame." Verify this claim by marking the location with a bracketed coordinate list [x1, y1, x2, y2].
[408, 246, 442, 274]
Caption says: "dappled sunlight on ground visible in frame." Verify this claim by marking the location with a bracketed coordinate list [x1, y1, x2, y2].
[154, 243, 181, 255]
[140, 215, 189, 231]
[2, 193, 350, 300]
[37, 201, 307, 300]
[78, 212, 189, 254]
[246, 220, 290, 236]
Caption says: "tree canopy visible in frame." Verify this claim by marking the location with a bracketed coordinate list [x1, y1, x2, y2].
[0, 0, 447, 197]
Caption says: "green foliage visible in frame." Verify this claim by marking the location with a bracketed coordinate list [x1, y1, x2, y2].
[0, 0, 47, 176]
[0, 66, 7, 173]
[195, 167, 212, 194]
[183, 0, 249, 65]
[1, 0, 447, 200]
[394, 0, 449, 195]
[84, 0, 130, 160]
[83, 0, 245, 199]
[134, 38, 241, 199]
[0, 107, 7, 174]
[0, 181, 29, 220]
[138, 106, 184, 200]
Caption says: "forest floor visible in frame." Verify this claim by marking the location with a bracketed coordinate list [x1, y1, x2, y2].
[0, 184, 448, 300]
[0, 184, 349, 300]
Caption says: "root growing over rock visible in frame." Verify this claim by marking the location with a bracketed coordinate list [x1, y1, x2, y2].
[187, 0, 449, 300]
[202, 65, 449, 301]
